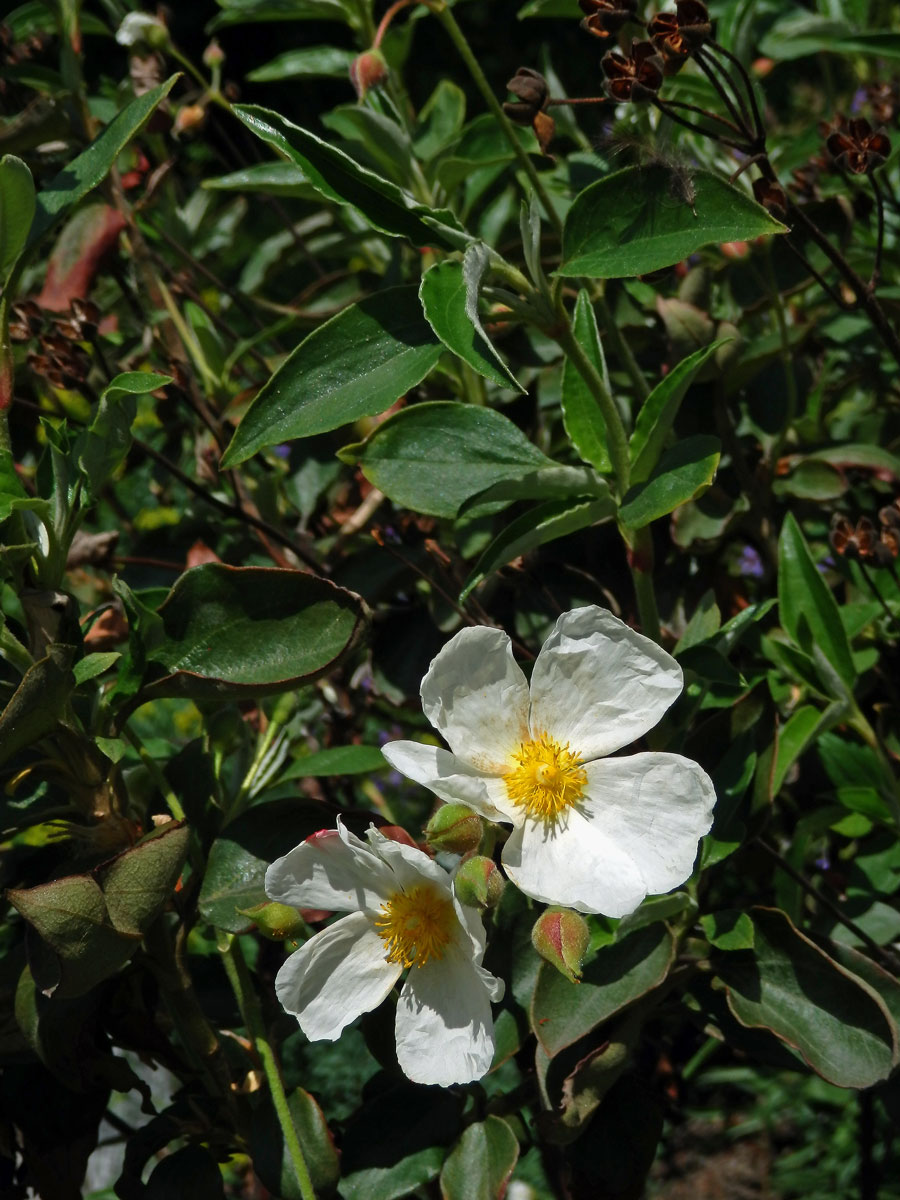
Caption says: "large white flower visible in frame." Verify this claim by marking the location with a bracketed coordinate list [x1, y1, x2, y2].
[265, 820, 503, 1087]
[382, 606, 716, 917]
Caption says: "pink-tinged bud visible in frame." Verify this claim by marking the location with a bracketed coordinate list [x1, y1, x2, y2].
[378, 824, 419, 848]
[350, 48, 388, 99]
[531, 906, 590, 983]
[173, 104, 206, 137]
[203, 39, 225, 68]
[454, 855, 505, 909]
[239, 901, 307, 940]
[425, 804, 484, 855]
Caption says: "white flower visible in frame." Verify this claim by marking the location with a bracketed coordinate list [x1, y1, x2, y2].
[115, 12, 168, 47]
[265, 820, 503, 1087]
[382, 606, 716, 918]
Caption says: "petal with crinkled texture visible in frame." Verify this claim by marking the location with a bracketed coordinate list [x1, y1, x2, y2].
[266, 823, 394, 916]
[581, 752, 715, 894]
[528, 606, 683, 760]
[420, 626, 529, 773]
[381, 741, 514, 823]
[369, 827, 455, 893]
[501, 807, 647, 917]
[274, 912, 400, 1041]
[395, 952, 496, 1085]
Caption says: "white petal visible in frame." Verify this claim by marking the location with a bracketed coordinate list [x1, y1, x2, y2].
[381, 741, 516, 823]
[367, 826, 453, 893]
[274, 912, 400, 1040]
[501, 807, 647, 917]
[528, 606, 683, 759]
[420, 626, 530, 772]
[395, 951, 496, 1085]
[581, 752, 716, 894]
[266, 823, 395, 915]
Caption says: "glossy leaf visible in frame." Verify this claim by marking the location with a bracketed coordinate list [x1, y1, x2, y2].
[460, 495, 614, 602]
[619, 435, 720, 529]
[630, 339, 730, 483]
[141, 565, 367, 701]
[281, 744, 387, 778]
[440, 1116, 519, 1200]
[559, 166, 787, 279]
[247, 45, 355, 81]
[78, 372, 171, 494]
[419, 246, 523, 390]
[339, 401, 552, 518]
[530, 924, 675, 1057]
[221, 287, 442, 466]
[717, 907, 896, 1087]
[203, 161, 311, 196]
[561, 289, 611, 474]
[233, 105, 470, 251]
[27, 78, 179, 250]
[0, 154, 34, 277]
[209, 0, 358, 29]
[778, 512, 855, 693]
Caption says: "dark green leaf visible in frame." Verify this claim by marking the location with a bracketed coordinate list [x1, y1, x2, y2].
[221, 288, 442, 466]
[530, 924, 675, 1057]
[561, 289, 611, 474]
[717, 907, 895, 1087]
[700, 910, 755, 950]
[630, 340, 729, 483]
[0, 153, 34, 277]
[560, 166, 787, 279]
[0, 644, 76, 768]
[439, 1116, 519, 1200]
[146, 1146, 226, 1199]
[759, 15, 900, 61]
[339, 401, 552, 519]
[778, 512, 855, 693]
[233, 104, 469, 251]
[209, 0, 358, 29]
[619, 435, 720, 529]
[252, 1087, 340, 1198]
[141, 565, 367, 701]
[203, 161, 312, 196]
[247, 45, 356, 81]
[99, 823, 190, 936]
[77, 373, 170, 494]
[339, 1148, 444, 1200]
[281, 744, 388, 778]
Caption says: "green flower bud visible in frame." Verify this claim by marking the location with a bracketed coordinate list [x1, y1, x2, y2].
[240, 901, 306, 941]
[454, 855, 505, 909]
[531, 906, 590, 983]
[425, 804, 484, 855]
[350, 48, 388, 99]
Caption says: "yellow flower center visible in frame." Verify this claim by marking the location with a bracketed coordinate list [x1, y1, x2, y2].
[375, 885, 455, 969]
[504, 731, 587, 822]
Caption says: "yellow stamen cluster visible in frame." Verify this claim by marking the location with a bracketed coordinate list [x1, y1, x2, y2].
[375, 885, 455, 969]
[504, 731, 587, 822]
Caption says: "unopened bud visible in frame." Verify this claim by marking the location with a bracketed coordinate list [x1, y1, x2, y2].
[240, 901, 306, 940]
[350, 48, 388, 100]
[425, 804, 484, 855]
[203, 39, 225, 68]
[454, 855, 505, 909]
[115, 12, 169, 50]
[173, 103, 206, 136]
[531, 906, 590, 983]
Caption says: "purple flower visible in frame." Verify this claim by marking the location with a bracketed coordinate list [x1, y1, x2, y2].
[737, 545, 764, 578]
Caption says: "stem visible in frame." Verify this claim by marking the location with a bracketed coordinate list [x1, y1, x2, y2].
[693, 46, 754, 140]
[870, 173, 885, 292]
[652, 99, 748, 151]
[373, 0, 415, 46]
[219, 935, 317, 1200]
[625, 524, 661, 642]
[709, 40, 765, 143]
[593, 288, 649, 402]
[656, 96, 745, 139]
[122, 729, 187, 822]
[434, 4, 563, 238]
[763, 243, 798, 464]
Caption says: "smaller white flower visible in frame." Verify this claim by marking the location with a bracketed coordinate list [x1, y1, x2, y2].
[265, 820, 503, 1087]
[116, 12, 168, 47]
[382, 606, 717, 918]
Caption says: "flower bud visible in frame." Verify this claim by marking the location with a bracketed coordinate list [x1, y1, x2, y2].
[203, 39, 225, 68]
[173, 104, 206, 137]
[531, 906, 590, 983]
[425, 803, 484, 855]
[454, 855, 505, 909]
[240, 901, 307, 940]
[115, 12, 169, 50]
[350, 48, 388, 100]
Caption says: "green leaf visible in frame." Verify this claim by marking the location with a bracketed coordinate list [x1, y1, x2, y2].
[630, 339, 729, 483]
[0, 644, 76, 768]
[339, 1148, 444, 1200]
[72, 651, 121, 685]
[221, 287, 442, 466]
[415, 80, 467, 162]
[252, 1087, 340, 1198]
[27, 77, 179, 251]
[339, 401, 553, 519]
[517, 0, 579, 15]
[772, 702, 846, 795]
[530, 924, 675, 1057]
[759, 15, 900, 61]
[778, 512, 855, 693]
[140, 565, 367, 702]
[77, 373, 170, 495]
[203, 161, 311, 196]
[146, 1147, 226, 1199]
[559, 166, 787, 279]
[619, 435, 720, 529]
[700, 910, 755, 950]
[281, 744, 388, 778]
[0, 154, 35, 277]
[323, 106, 414, 188]
[439, 1116, 519, 1200]
[772, 458, 846, 501]
[247, 45, 355, 81]
[198, 799, 330, 931]
[460, 496, 614, 602]
[233, 104, 470, 251]
[419, 246, 524, 391]
[209, 0, 359, 29]
[99, 823, 190, 936]
[561, 289, 611, 474]
[717, 907, 896, 1087]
